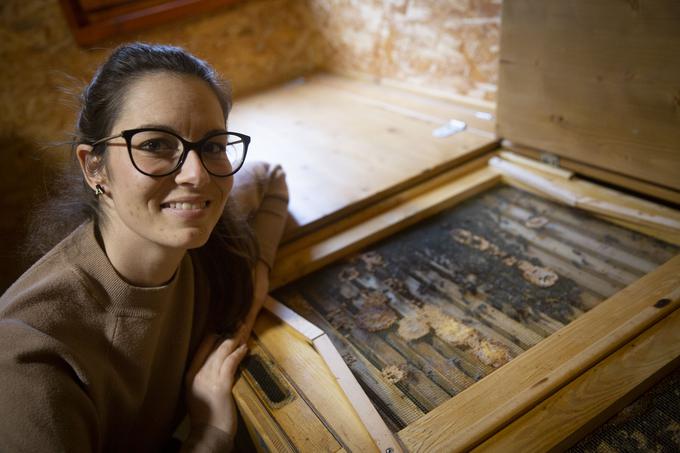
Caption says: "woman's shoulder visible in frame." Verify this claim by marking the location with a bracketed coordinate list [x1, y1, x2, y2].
[0, 222, 100, 321]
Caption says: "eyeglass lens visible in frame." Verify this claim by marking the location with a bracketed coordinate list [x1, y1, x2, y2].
[129, 130, 245, 176]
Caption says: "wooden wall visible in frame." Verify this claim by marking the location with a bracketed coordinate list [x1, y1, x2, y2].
[0, 0, 502, 292]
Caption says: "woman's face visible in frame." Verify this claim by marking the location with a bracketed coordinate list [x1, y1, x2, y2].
[96, 72, 233, 253]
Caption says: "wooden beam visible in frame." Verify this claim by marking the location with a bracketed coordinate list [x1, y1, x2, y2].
[397, 254, 680, 452]
[474, 307, 680, 452]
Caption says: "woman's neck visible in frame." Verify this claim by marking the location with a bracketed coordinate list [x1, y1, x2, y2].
[97, 221, 185, 287]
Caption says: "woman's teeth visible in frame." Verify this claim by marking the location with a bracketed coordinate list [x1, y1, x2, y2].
[166, 201, 208, 210]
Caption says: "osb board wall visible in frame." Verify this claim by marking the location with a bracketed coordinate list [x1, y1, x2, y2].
[309, 0, 502, 103]
[0, 0, 502, 293]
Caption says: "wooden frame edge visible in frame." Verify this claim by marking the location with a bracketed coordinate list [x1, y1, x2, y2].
[473, 307, 680, 452]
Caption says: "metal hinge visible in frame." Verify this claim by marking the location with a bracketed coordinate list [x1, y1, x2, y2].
[540, 152, 561, 168]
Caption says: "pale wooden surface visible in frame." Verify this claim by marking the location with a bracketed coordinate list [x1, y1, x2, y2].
[234, 308, 379, 452]
[502, 141, 680, 205]
[229, 73, 498, 238]
[474, 307, 680, 452]
[397, 254, 680, 452]
[496, 0, 680, 191]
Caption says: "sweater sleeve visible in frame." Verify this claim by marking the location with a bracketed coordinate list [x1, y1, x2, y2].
[0, 320, 99, 453]
[180, 424, 234, 453]
[231, 161, 289, 269]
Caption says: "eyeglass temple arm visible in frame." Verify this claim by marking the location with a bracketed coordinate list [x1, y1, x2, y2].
[91, 133, 123, 147]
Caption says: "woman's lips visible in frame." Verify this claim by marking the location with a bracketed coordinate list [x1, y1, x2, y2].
[161, 200, 212, 219]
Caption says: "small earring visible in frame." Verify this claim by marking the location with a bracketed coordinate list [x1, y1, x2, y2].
[94, 184, 104, 197]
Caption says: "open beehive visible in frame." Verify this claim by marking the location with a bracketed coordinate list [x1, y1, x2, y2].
[231, 1, 680, 451]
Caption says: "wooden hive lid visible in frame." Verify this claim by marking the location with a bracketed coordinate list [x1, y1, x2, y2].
[496, 0, 680, 192]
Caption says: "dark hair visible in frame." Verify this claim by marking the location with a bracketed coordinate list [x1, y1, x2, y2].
[26, 42, 255, 334]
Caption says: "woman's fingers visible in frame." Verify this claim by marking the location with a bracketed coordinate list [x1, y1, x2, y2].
[220, 343, 249, 377]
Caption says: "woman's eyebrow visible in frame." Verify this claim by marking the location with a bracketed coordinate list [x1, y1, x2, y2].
[137, 124, 228, 137]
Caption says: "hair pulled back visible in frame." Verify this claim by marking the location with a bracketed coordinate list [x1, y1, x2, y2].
[27, 43, 255, 334]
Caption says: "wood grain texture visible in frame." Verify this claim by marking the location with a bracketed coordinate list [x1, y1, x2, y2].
[502, 141, 680, 205]
[474, 307, 680, 452]
[252, 309, 379, 452]
[397, 254, 680, 452]
[490, 157, 680, 244]
[496, 0, 680, 190]
[229, 74, 498, 237]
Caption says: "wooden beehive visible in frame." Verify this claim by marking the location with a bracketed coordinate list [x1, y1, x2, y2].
[231, 1, 680, 452]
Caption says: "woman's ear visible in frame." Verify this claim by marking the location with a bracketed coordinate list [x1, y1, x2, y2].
[76, 144, 108, 192]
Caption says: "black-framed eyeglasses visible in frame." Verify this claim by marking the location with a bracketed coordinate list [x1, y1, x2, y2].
[91, 128, 250, 177]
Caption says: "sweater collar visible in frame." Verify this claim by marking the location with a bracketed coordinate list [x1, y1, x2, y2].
[68, 222, 194, 317]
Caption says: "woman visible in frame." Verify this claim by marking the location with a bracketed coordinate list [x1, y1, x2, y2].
[0, 43, 288, 452]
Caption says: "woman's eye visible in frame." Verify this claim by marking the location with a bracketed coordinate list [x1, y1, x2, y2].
[139, 139, 175, 152]
[203, 142, 226, 154]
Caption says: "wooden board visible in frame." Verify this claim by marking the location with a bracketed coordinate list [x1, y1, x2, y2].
[229, 74, 498, 239]
[496, 0, 680, 191]
[233, 309, 380, 452]
[474, 307, 680, 452]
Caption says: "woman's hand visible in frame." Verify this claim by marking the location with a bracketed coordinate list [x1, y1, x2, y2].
[184, 332, 249, 437]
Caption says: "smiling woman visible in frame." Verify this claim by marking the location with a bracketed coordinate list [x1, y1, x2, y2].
[0, 43, 289, 452]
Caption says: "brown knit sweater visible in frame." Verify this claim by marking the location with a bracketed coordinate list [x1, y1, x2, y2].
[0, 162, 288, 452]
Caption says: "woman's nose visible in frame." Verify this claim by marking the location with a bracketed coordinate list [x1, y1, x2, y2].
[175, 150, 210, 186]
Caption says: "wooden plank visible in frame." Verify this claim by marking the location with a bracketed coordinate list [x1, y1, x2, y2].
[271, 166, 501, 288]
[232, 376, 297, 453]
[397, 254, 680, 452]
[496, 0, 680, 190]
[243, 342, 342, 452]
[474, 307, 680, 452]
[264, 296, 324, 342]
[252, 310, 378, 452]
[313, 73, 496, 135]
[502, 141, 680, 206]
[230, 74, 498, 238]
[490, 157, 680, 240]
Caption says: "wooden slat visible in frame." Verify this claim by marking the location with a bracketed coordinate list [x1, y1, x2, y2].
[496, 0, 680, 190]
[233, 376, 297, 453]
[244, 342, 342, 452]
[271, 166, 501, 288]
[397, 254, 680, 452]
[490, 157, 680, 245]
[502, 141, 680, 206]
[475, 307, 680, 452]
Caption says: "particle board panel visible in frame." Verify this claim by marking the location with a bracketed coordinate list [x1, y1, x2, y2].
[271, 183, 679, 448]
[229, 74, 498, 238]
[496, 0, 680, 191]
